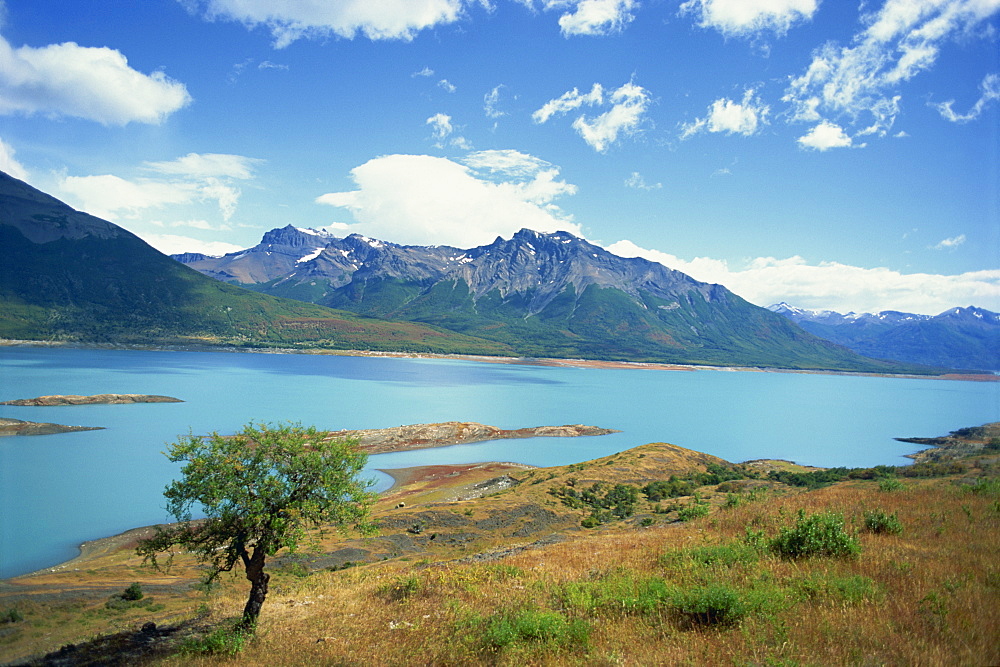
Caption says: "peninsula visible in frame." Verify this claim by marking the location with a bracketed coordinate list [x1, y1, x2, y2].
[0, 417, 103, 436]
[0, 394, 183, 406]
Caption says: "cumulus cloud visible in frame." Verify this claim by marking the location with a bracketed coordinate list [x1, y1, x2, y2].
[680, 0, 818, 37]
[315, 152, 581, 247]
[680, 88, 770, 138]
[534, 81, 652, 152]
[426, 112, 454, 140]
[606, 239, 1000, 314]
[934, 73, 1000, 123]
[796, 120, 853, 150]
[140, 233, 245, 256]
[556, 0, 638, 36]
[438, 78, 457, 93]
[182, 0, 469, 47]
[57, 152, 261, 222]
[517, 0, 637, 36]
[0, 136, 29, 181]
[934, 234, 967, 249]
[783, 0, 1000, 141]
[0, 36, 190, 125]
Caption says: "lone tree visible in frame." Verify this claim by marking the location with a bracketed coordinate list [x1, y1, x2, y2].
[138, 422, 375, 630]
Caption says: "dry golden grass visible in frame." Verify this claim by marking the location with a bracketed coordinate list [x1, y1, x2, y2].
[3, 438, 997, 666]
[149, 475, 998, 666]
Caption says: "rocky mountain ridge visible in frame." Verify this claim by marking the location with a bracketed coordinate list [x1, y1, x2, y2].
[768, 302, 1000, 370]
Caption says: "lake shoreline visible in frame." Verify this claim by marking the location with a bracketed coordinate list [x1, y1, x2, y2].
[2, 338, 994, 381]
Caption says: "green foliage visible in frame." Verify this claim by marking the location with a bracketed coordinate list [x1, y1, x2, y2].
[965, 477, 1000, 495]
[878, 477, 907, 492]
[137, 422, 376, 628]
[677, 502, 711, 522]
[469, 609, 591, 654]
[0, 608, 23, 624]
[552, 481, 639, 526]
[179, 624, 252, 656]
[768, 510, 861, 559]
[121, 582, 143, 601]
[680, 541, 760, 568]
[863, 509, 904, 535]
[668, 585, 750, 628]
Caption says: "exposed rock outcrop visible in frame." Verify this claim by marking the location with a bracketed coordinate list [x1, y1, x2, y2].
[0, 417, 103, 436]
[1, 394, 183, 406]
[326, 421, 618, 454]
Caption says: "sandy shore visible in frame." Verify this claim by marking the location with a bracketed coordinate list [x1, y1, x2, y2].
[3, 338, 993, 380]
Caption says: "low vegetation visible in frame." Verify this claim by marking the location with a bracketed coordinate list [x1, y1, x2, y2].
[1, 425, 997, 665]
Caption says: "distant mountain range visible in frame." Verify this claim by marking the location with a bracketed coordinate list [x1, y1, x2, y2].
[768, 302, 1000, 371]
[172, 224, 921, 372]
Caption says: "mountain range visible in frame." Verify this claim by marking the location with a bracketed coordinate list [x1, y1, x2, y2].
[768, 302, 1000, 371]
[172, 224, 919, 372]
[0, 172, 510, 356]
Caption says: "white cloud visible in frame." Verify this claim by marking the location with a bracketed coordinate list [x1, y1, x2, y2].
[783, 0, 1000, 140]
[535, 81, 652, 152]
[0, 136, 29, 181]
[144, 153, 263, 180]
[141, 233, 245, 256]
[556, 0, 637, 36]
[624, 172, 662, 190]
[0, 36, 190, 125]
[532, 83, 604, 123]
[184, 0, 469, 47]
[934, 72, 1000, 123]
[517, 0, 637, 36]
[681, 88, 770, 138]
[57, 152, 261, 222]
[606, 239, 1000, 314]
[680, 0, 819, 37]
[438, 78, 457, 93]
[484, 85, 508, 119]
[59, 174, 197, 221]
[934, 234, 967, 249]
[426, 112, 454, 140]
[412, 66, 435, 77]
[796, 120, 853, 150]
[315, 153, 581, 247]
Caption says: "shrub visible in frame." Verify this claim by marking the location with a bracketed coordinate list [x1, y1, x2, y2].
[793, 574, 881, 603]
[965, 477, 1000, 495]
[1, 608, 23, 624]
[863, 509, 904, 535]
[380, 575, 423, 602]
[122, 582, 144, 601]
[878, 477, 906, 492]
[474, 609, 591, 653]
[683, 542, 760, 568]
[677, 502, 710, 522]
[669, 585, 749, 628]
[769, 510, 860, 559]
[180, 624, 252, 656]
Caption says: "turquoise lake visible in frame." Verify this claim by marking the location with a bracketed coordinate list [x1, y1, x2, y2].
[1, 346, 997, 579]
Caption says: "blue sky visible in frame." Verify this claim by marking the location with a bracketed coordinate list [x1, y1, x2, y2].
[1, 0, 997, 314]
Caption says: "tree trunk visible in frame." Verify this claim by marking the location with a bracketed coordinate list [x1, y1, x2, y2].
[239, 546, 270, 631]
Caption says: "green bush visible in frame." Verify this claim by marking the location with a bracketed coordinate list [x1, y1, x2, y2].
[380, 575, 423, 602]
[180, 624, 252, 656]
[878, 477, 906, 492]
[669, 585, 749, 627]
[474, 609, 591, 653]
[863, 509, 904, 535]
[677, 502, 710, 522]
[792, 573, 881, 603]
[965, 477, 1000, 495]
[122, 582, 144, 601]
[769, 510, 860, 559]
[682, 542, 760, 567]
[1, 608, 23, 624]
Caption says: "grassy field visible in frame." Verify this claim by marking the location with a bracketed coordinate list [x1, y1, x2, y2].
[1, 428, 997, 665]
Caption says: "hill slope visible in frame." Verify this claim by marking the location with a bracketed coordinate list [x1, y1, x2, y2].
[178, 226, 924, 372]
[0, 172, 510, 355]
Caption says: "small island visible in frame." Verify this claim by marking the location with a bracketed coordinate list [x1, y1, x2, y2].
[325, 421, 620, 455]
[0, 394, 183, 406]
[0, 417, 103, 436]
